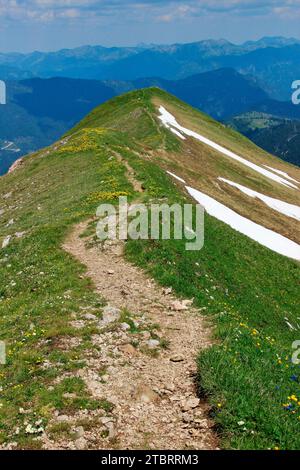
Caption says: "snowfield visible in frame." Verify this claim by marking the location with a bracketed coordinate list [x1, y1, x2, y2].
[218, 177, 300, 221]
[158, 106, 298, 189]
[186, 186, 300, 262]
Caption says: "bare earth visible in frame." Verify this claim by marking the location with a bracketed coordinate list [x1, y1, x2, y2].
[59, 221, 217, 450]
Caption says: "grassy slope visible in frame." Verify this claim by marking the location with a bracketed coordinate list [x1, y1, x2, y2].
[0, 88, 299, 449]
[0, 126, 134, 447]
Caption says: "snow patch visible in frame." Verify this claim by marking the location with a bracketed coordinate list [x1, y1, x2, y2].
[264, 166, 300, 185]
[186, 185, 300, 262]
[219, 177, 300, 221]
[158, 106, 297, 189]
[169, 128, 186, 140]
[166, 171, 186, 184]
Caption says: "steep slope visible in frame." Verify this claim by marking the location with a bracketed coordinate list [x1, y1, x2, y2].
[70, 88, 300, 249]
[0, 89, 300, 450]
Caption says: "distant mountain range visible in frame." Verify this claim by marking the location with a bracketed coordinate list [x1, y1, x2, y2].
[1, 37, 300, 100]
[1, 66, 300, 175]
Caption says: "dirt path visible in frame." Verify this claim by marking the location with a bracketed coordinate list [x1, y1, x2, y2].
[114, 151, 144, 194]
[61, 220, 217, 450]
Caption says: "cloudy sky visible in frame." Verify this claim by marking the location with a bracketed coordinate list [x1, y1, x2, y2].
[1, 0, 300, 52]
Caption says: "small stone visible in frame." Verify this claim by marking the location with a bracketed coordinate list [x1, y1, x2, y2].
[6, 219, 14, 227]
[196, 419, 210, 429]
[56, 415, 70, 423]
[170, 299, 193, 311]
[165, 383, 175, 392]
[107, 270, 115, 275]
[83, 313, 97, 321]
[74, 437, 87, 450]
[142, 331, 151, 340]
[119, 344, 137, 356]
[163, 287, 172, 295]
[100, 417, 114, 425]
[135, 385, 159, 404]
[102, 306, 121, 324]
[63, 392, 77, 399]
[75, 426, 85, 438]
[183, 413, 193, 423]
[181, 398, 200, 412]
[106, 422, 116, 439]
[147, 339, 160, 349]
[2, 236, 11, 249]
[170, 355, 184, 363]
[120, 322, 131, 331]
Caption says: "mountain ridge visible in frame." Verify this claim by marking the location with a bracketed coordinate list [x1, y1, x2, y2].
[1, 88, 299, 450]
[2, 69, 299, 175]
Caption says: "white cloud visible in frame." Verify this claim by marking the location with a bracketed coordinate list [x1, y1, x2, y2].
[0, 0, 300, 23]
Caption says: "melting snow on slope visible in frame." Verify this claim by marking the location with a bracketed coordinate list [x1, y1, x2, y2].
[218, 177, 300, 221]
[169, 128, 186, 140]
[166, 171, 186, 183]
[186, 185, 300, 262]
[158, 106, 297, 189]
[264, 166, 300, 185]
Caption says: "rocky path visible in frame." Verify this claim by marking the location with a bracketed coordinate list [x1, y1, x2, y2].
[59, 221, 217, 450]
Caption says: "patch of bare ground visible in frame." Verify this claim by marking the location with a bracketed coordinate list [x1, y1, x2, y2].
[54, 220, 218, 451]
[41, 156, 217, 450]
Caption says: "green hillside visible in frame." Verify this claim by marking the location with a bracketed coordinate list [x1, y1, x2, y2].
[0, 88, 300, 450]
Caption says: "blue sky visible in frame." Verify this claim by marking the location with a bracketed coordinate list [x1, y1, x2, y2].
[1, 0, 300, 52]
